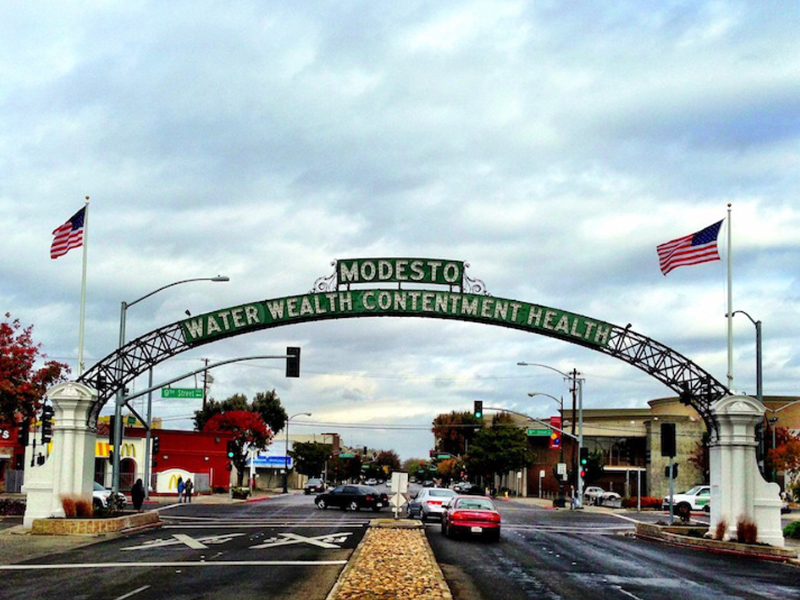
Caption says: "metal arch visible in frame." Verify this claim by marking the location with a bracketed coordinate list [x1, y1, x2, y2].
[79, 322, 187, 426]
[78, 311, 729, 435]
[602, 325, 729, 436]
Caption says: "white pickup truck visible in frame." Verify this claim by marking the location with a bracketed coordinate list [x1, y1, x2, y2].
[662, 485, 711, 512]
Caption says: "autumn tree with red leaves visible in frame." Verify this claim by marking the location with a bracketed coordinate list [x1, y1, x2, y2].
[0, 313, 69, 426]
[202, 410, 273, 486]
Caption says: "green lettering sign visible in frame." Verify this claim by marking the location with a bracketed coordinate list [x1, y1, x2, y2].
[161, 388, 205, 399]
[337, 258, 464, 286]
[181, 290, 613, 349]
[526, 428, 552, 437]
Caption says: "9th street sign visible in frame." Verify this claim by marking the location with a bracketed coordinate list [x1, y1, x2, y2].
[161, 388, 204, 399]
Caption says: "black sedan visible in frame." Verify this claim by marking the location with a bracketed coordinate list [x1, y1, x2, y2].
[314, 484, 389, 512]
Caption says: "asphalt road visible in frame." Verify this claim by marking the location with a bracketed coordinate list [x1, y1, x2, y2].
[427, 499, 800, 600]
[0, 493, 373, 600]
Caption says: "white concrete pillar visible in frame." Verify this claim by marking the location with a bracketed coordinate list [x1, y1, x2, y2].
[708, 394, 784, 546]
[23, 382, 97, 528]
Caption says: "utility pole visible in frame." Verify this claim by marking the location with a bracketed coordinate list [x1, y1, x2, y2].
[202, 358, 210, 410]
[570, 369, 577, 480]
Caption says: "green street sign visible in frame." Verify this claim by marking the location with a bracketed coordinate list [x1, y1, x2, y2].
[437, 454, 452, 460]
[161, 388, 204, 399]
[338, 453, 354, 458]
[526, 428, 552, 437]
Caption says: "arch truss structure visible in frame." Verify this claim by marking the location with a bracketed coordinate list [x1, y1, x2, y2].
[79, 257, 729, 434]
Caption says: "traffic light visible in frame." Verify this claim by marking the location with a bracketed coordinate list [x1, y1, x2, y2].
[474, 400, 483, 420]
[664, 463, 679, 479]
[226, 440, 236, 459]
[40, 405, 54, 444]
[151, 436, 160, 455]
[286, 346, 301, 378]
[579, 447, 589, 478]
[549, 416, 561, 450]
[661, 423, 677, 458]
[108, 415, 116, 445]
[17, 419, 29, 447]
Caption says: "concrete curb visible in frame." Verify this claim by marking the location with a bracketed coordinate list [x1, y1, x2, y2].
[326, 519, 452, 600]
[635, 522, 799, 564]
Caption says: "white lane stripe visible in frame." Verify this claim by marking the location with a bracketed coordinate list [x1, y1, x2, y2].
[114, 585, 151, 600]
[164, 524, 366, 529]
[0, 560, 348, 570]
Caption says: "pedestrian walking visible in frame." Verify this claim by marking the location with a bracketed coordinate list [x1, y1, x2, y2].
[185, 478, 194, 503]
[131, 478, 145, 512]
[569, 484, 576, 510]
[177, 476, 185, 503]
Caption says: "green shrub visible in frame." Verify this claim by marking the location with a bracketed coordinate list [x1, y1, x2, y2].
[231, 486, 250, 499]
[0, 498, 26, 515]
[784, 521, 800, 539]
[622, 496, 662, 509]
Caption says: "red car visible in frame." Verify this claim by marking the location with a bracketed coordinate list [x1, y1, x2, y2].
[441, 495, 501, 541]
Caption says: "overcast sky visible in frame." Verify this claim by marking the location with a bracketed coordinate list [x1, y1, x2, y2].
[3, 1, 799, 460]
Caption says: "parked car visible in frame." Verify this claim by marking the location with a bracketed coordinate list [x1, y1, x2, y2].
[314, 485, 389, 512]
[407, 488, 457, 521]
[583, 486, 605, 505]
[365, 478, 378, 486]
[421, 480, 436, 488]
[304, 478, 326, 495]
[781, 496, 791, 514]
[662, 485, 711, 512]
[92, 481, 127, 511]
[453, 483, 484, 495]
[441, 495, 501, 541]
[598, 491, 622, 507]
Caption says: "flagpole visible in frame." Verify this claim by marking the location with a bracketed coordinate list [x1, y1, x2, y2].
[726, 203, 733, 391]
[77, 196, 90, 376]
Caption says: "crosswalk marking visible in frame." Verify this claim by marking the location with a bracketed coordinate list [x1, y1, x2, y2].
[122, 533, 246, 551]
[250, 532, 353, 550]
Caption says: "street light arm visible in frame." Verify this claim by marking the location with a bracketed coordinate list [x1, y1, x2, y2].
[517, 361, 571, 379]
[121, 354, 291, 403]
[126, 275, 229, 309]
[528, 392, 561, 405]
[729, 310, 759, 327]
[771, 399, 800, 414]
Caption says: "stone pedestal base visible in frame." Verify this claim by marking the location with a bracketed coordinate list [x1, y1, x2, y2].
[709, 394, 784, 547]
[23, 382, 98, 528]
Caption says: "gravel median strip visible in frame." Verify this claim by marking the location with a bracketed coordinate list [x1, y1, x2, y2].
[327, 519, 452, 600]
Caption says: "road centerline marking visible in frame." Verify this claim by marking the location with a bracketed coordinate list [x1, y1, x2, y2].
[114, 585, 151, 600]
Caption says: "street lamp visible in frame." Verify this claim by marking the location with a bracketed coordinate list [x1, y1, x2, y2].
[112, 275, 229, 495]
[729, 310, 768, 478]
[284, 412, 312, 494]
[528, 392, 566, 496]
[518, 362, 585, 507]
[729, 311, 762, 405]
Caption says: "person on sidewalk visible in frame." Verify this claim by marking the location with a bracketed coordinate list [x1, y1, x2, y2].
[569, 485, 576, 510]
[177, 476, 185, 503]
[185, 478, 194, 503]
[131, 478, 145, 512]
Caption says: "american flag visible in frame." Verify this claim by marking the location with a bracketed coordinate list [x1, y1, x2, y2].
[657, 220, 723, 276]
[50, 206, 86, 259]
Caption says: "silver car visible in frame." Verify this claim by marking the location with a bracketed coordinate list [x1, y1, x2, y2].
[407, 488, 457, 521]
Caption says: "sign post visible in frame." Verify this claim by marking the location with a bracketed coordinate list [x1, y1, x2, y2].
[390, 471, 409, 519]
